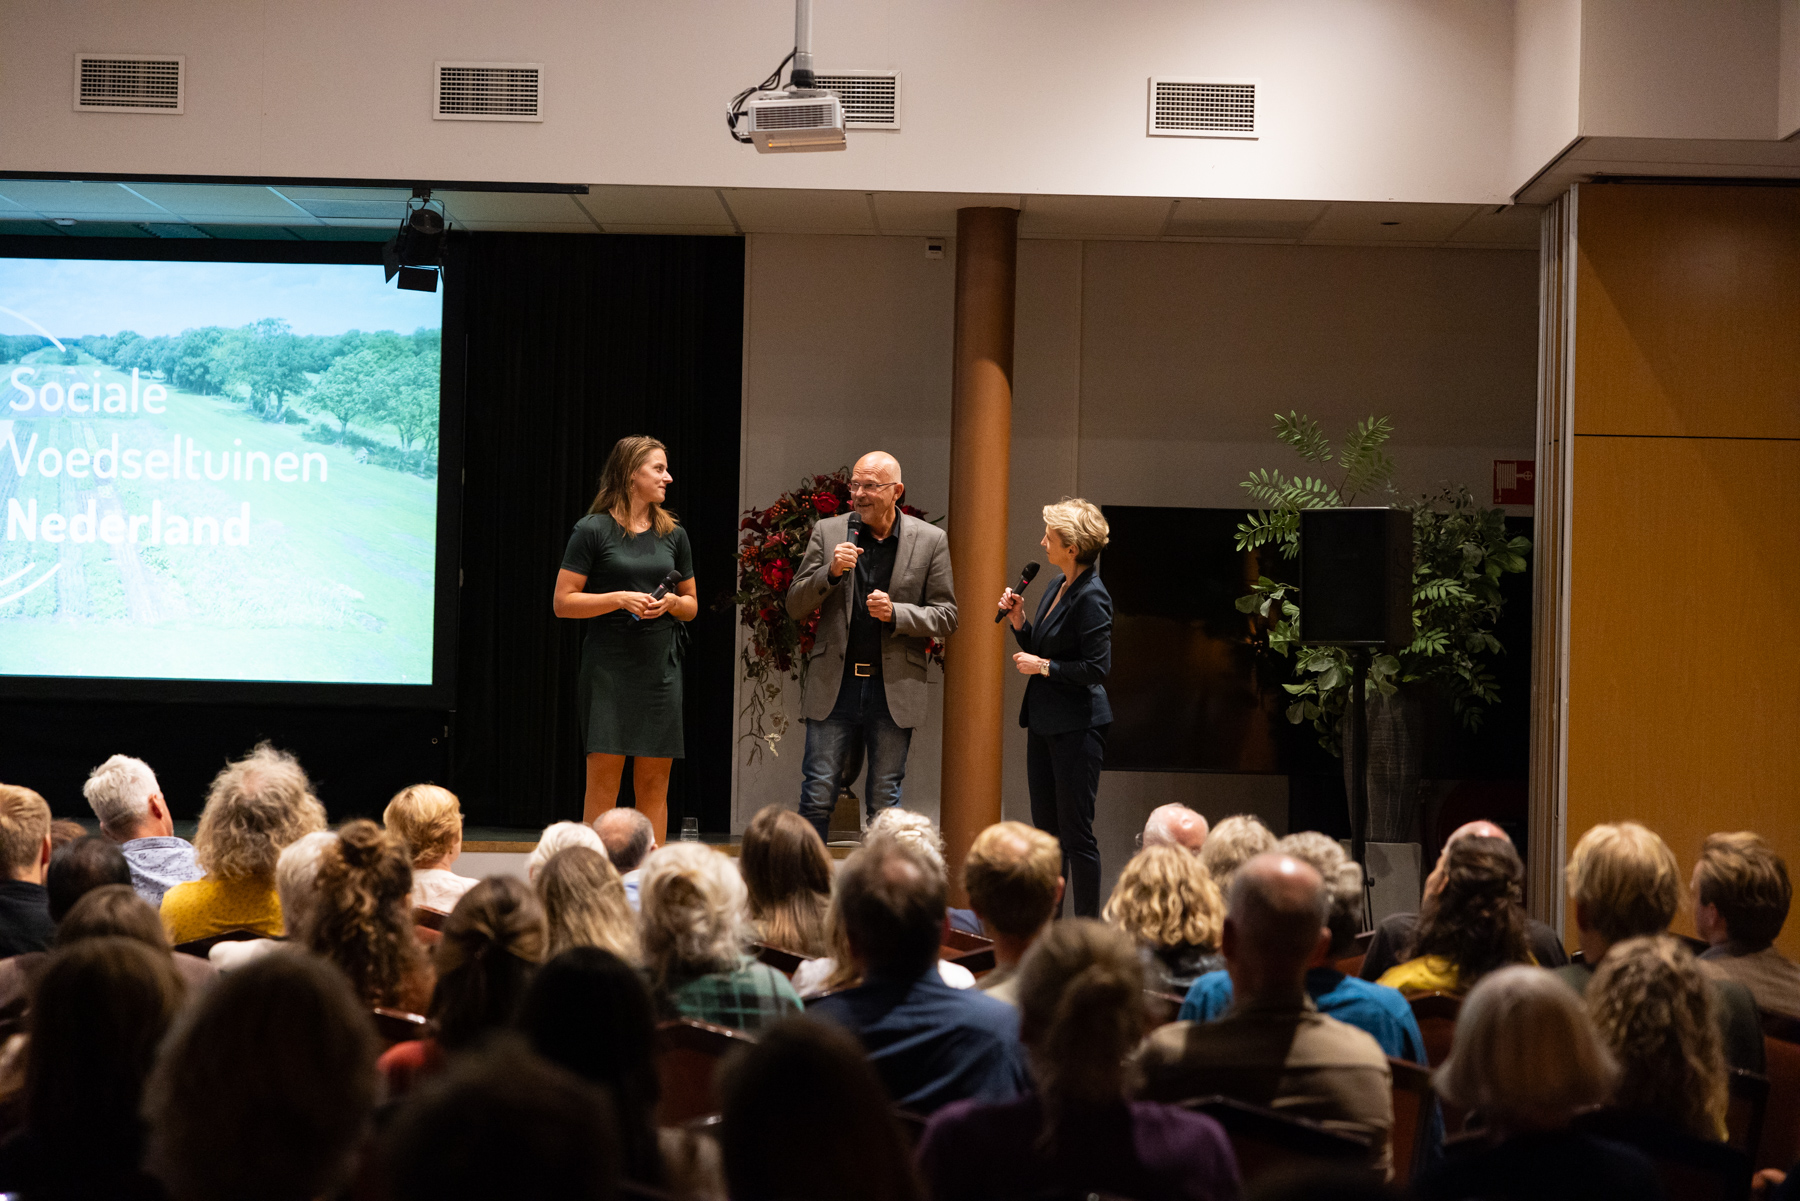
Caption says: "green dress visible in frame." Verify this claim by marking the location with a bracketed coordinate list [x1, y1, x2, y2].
[561, 514, 694, 758]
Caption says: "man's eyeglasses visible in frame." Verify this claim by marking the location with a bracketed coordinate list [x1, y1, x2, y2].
[847, 481, 899, 495]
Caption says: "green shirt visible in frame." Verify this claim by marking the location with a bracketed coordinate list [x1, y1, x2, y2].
[665, 956, 803, 1033]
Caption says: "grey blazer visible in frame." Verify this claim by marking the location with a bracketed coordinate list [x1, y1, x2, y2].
[784, 512, 958, 729]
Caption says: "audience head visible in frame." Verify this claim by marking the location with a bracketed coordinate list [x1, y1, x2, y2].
[719, 1016, 922, 1201]
[963, 821, 1062, 941]
[1103, 843, 1225, 954]
[303, 820, 423, 1009]
[1222, 853, 1329, 999]
[1142, 803, 1208, 853]
[56, 883, 170, 951]
[740, 804, 834, 957]
[382, 783, 463, 871]
[536, 846, 638, 963]
[27, 937, 183, 1170]
[0, 784, 52, 883]
[193, 742, 326, 881]
[274, 830, 337, 937]
[144, 950, 382, 1201]
[83, 753, 168, 841]
[49, 819, 86, 852]
[1565, 821, 1681, 950]
[1198, 813, 1276, 890]
[1435, 965, 1617, 1135]
[834, 834, 946, 981]
[1276, 831, 1366, 958]
[595, 807, 655, 874]
[1588, 934, 1726, 1139]
[865, 807, 948, 878]
[1015, 920, 1146, 1117]
[1410, 835, 1528, 985]
[640, 841, 750, 986]
[431, 875, 547, 1050]
[46, 833, 132, 922]
[526, 820, 607, 881]
[383, 1037, 619, 1201]
[519, 947, 662, 1185]
[1693, 831, 1792, 950]
[1426, 820, 1512, 899]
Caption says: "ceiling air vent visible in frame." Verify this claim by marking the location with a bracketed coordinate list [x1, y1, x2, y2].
[1147, 77, 1258, 138]
[434, 62, 543, 122]
[813, 71, 900, 129]
[74, 54, 184, 114]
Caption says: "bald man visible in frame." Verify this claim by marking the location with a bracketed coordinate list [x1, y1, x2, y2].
[1357, 820, 1569, 981]
[1142, 804, 1207, 853]
[786, 452, 958, 842]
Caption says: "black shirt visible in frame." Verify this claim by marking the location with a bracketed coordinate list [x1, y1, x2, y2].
[1414, 1129, 1665, 1201]
[842, 522, 898, 671]
[0, 881, 53, 959]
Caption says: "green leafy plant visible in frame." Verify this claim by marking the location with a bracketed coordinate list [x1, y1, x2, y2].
[1232, 412, 1530, 751]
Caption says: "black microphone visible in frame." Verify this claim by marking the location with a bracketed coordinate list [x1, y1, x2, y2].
[631, 570, 684, 621]
[995, 561, 1042, 622]
[835, 512, 863, 585]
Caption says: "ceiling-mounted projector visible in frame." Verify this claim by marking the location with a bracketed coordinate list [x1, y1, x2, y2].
[728, 0, 848, 153]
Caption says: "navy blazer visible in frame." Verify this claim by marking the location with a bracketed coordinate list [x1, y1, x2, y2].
[1012, 566, 1113, 736]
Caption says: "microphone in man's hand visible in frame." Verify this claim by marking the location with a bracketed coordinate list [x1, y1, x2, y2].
[631, 570, 685, 621]
[995, 561, 1042, 623]
[847, 511, 863, 539]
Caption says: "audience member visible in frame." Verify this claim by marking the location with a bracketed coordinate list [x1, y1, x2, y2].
[866, 806, 982, 933]
[520, 947, 723, 1199]
[1586, 934, 1728, 1141]
[1415, 966, 1662, 1201]
[962, 821, 1062, 1005]
[794, 868, 979, 997]
[1136, 853, 1394, 1178]
[1555, 821, 1764, 1072]
[525, 819, 607, 882]
[381, 1037, 620, 1201]
[0, 937, 182, 1200]
[143, 951, 383, 1201]
[83, 753, 203, 907]
[720, 1016, 923, 1201]
[1197, 813, 1276, 891]
[920, 919, 1240, 1201]
[1359, 821, 1568, 981]
[536, 845, 638, 963]
[740, 804, 833, 957]
[208, 829, 335, 972]
[1104, 843, 1227, 994]
[45, 833, 131, 921]
[0, 785, 53, 958]
[640, 841, 802, 1031]
[160, 743, 326, 945]
[1377, 836, 1531, 994]
[47, 820, 85, 853]
[380, 875, 546, 1096]
[383, 783, 478, 914]
[1182, 832, 1426, 1063]
[303, 820, 433, 1012]
[596, 806, 656, 910]
[1692, 831, 1800, 1019]
[810, 835, 1027, 1114]
[57, 884, 216, 993]
[1142, 802, 1209, 853]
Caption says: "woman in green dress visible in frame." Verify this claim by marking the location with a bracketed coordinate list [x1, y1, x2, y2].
[553, 436, 697, 841]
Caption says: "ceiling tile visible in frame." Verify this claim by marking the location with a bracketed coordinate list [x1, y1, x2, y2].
[1163, 197, 1327, 241]
[871, 192, 1019, 235]
[294, 199, 408, 221]
[0, 194, 27, 212]
[455, 220, 599, 234]
[1446, 204, 1543, 247]
[718, 188, 875, 234]
[0, 221, 67, 237]
[0, 182, 168, 218]
[44, 222, 155, 238]
[578, 186, 736, 229]
[271, 186, 413, 202]
[288, 226, 390, 242]
[597, 224, 740, 237]
[191, 224, 303, 241]
[129, 184, 308, 221]
[1019, 195, 1173, 239]
[435, 191, 593, 225]
[1302, 202, 1482, 245]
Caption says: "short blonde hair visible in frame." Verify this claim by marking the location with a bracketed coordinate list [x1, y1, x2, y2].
[193, 744, 327, 880]
[1041, 498, 1110, 566]
[1565, 822, 1679, 943]
[640, 843, 749, 987]
[963, 822, 1062, 939]
[383, 784, 463, 869]
[0, 785, 50, 874]
[1103, 844, 1224, 952]
[1198, 814, 1277, 890]
[1696, 831, 1792, 948]
[1435, 965, 1617, 1131]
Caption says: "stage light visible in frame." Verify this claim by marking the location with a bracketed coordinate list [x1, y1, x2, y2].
[396, 266, 439, 292]
[383, 189, 449, 288]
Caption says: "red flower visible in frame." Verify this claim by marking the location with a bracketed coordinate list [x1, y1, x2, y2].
[813, 492, 840, 515]
[760, 561, 793, 592]
[759, 606, 778, 625]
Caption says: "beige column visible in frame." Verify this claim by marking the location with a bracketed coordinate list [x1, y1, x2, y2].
[941, 207, 1018, 903]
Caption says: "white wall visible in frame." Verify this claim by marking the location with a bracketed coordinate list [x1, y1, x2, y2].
[1578, 0, 1781, 140]
[1782, 0, 1800, 139]
[1511, 0, 1582, 193]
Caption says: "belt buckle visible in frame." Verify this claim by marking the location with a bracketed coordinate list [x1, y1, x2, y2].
[854, 663, 872, 677]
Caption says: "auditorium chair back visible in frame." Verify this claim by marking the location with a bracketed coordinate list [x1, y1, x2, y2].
[1759, 1027, 1800, 1172]
[1184, 1095, 1370, 1186]
[1387, 1056, 1437, 1182]
[653, 1018, 755, 1126]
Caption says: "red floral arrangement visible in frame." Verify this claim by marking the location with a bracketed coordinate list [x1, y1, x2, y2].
[729, 467, 942, 759]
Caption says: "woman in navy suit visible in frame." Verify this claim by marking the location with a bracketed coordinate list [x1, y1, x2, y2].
[997, 499, 1113, 918]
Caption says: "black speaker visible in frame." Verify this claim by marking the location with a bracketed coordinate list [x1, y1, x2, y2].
[1298, 507, 1413, 648]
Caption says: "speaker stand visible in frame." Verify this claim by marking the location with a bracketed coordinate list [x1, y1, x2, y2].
[1344, 647, 1375, 927]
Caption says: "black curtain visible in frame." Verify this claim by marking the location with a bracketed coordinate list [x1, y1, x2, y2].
[452, 233, 745, 832]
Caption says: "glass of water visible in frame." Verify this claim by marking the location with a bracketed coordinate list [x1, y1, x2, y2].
[680, 817, 700, 843]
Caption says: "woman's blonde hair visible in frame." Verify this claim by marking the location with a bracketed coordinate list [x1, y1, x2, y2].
[194, 743, 327, 880]
[1102, 844, 1225, 952]
[1565, 822, 1681, 942]
[1589, 935, 1728, 1140]
[640, 842, 749, 989]
[1041, 498, 1110, 566]
[588, 435, 677, 538]
[304, 821, 428, 1010]
[535, 846, 639, 964]
[383, 784, 463, 870]
[1435, 965, 1618, 1132]
[1016, 919, 1145, 1147]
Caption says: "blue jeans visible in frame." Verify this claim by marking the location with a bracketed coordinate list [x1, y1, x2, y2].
[799, 669, 913, 843]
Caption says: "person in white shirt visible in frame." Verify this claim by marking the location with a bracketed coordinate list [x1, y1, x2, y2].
[596, 808, 656, 911]
[211, 830, 337, 972]
[384, 784, 479, 914]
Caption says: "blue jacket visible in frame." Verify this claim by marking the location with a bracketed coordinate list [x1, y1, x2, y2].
[1012, 566, 1113, 736]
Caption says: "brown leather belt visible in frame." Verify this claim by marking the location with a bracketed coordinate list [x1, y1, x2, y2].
[853, 663, 873, 677]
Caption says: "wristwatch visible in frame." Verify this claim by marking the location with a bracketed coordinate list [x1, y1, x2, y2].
[1039, 660, 1050, 677]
